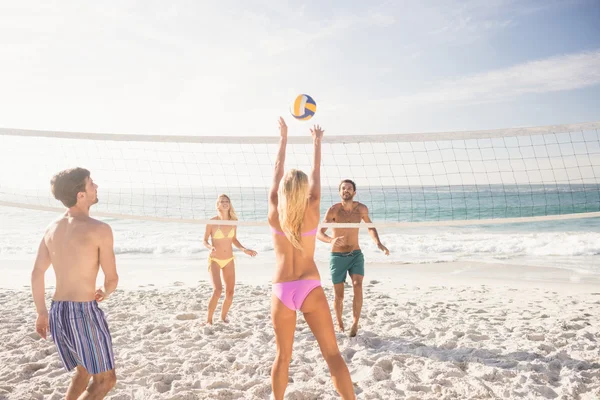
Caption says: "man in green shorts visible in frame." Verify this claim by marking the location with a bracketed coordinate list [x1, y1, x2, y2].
[318, 179, 389, 337]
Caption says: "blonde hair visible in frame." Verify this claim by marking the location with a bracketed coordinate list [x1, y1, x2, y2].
[277, 169, 309, 250]
[216, 194, 238, 220]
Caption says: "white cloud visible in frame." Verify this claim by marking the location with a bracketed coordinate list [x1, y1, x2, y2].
[256, 11, 396, 55]
[394, 0, 564, 46]
[382, 50, 600, 108]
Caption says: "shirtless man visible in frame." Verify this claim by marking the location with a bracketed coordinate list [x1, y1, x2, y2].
[317, 179, 389, 337]
[31, 167, 119, 399]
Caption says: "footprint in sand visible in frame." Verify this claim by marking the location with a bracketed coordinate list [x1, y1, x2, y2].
[538, 344, 555, 353]
[21, 363, 46, 374]
[212, 340, 231, 351]
[206, 380, 229, 389]
[27, 332, 42, 340]
[175, 313, 198, 321]
[369, 365, 390, 381]
[199, 323, 216, 334]
[526, 333, 545, 341]
[342, 348, 357, 362]
[152, 381, 171, 393]
[466, 333, 490, 341]
[248, 383, 271, 398]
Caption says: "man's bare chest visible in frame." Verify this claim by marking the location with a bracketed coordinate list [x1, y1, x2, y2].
[332, 210, 361, 224]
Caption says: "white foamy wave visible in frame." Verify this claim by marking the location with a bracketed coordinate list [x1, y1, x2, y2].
[2, 230, 599, 259]
[380, 231, 600, 258]
[1, 207, 599, 273]
[114, 245, 208, 256]
[2, 229, 599, 261]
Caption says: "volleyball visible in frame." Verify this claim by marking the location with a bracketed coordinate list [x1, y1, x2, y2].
[290, 94, 317, 121]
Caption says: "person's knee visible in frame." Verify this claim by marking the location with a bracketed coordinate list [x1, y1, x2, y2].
[93, 370, 116, 390]
[322, 349, 343, 366]
[334, 285, 345, 301]
[212, 286, 223, 297]
[102, 370, 117, 389]
[66, 367, 92, 400]
[275, 349, 292, 365]
[74, 366, 91, 381]
[352, 278, 363, 289]
[225, 286, 234, 298]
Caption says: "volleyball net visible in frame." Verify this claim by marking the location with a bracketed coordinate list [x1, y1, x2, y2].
[1, 122, 599, 227]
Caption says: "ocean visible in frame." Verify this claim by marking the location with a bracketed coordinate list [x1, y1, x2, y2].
[1, 184, 599, 275]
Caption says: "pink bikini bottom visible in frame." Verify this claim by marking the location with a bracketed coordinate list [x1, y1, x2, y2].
[272, 279, 321, 311]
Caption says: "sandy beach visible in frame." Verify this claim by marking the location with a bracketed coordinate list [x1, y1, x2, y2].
[1, 259, 599, 399]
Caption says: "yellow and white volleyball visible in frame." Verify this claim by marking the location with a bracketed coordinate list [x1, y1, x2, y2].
[290, 94, 317, 121]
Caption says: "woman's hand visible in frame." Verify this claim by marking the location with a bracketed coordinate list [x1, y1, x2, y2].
[243, 248, 257, 257]
[279, 117, 288, 138]
[310, 124, 324, 140]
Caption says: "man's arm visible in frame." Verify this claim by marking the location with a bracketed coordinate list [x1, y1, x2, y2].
[317, 207, 345, 247]
[31, 237, 51, 338]
[317, 207, 334, 243]
[361, 205, 390, 255]
[98, 224, 119, 300]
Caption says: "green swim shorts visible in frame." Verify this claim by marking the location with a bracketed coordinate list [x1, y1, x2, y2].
[330, 250, 364, 284]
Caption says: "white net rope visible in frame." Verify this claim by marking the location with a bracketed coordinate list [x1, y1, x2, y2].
[1, 122, 599, 227]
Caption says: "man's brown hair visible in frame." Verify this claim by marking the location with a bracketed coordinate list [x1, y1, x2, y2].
[51, 168, 91, 207]
[338, 179, 356, 192]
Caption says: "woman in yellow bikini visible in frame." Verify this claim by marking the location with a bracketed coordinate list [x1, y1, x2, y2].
[203, 194, 257, 324]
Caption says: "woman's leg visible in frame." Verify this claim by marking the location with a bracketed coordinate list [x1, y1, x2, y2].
[271, 294, 297, 400]
[206, 262, 223, 324]
[220, 260, 235, 322]
[302, 287, 355, 399]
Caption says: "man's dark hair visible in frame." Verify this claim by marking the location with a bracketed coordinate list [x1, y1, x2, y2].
[338, 179, 356, 192]
[51, 168, 90, 207]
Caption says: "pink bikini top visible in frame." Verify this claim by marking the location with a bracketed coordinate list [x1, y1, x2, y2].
[271, 227, 318, 237]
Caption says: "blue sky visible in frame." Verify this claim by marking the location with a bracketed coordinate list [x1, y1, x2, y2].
[0, 0, 598, 136]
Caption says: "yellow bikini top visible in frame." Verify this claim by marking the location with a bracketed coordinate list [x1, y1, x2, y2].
[213, 226, 235, 239]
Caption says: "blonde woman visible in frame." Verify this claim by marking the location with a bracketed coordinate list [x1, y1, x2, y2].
[203, 194, 257, 324]
[268, 118, 355, 399]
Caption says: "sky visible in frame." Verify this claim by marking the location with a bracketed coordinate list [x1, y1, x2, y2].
[0, 0, 599, 137]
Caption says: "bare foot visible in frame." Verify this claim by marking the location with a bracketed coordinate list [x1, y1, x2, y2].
[203, 320, 213, 326]
[221, 317, 230, 324]
[337, 323, 345, 333]
[349, 322, 358, 337]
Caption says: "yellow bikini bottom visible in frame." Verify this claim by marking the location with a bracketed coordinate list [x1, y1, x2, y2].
[208, 256, 235, 271]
